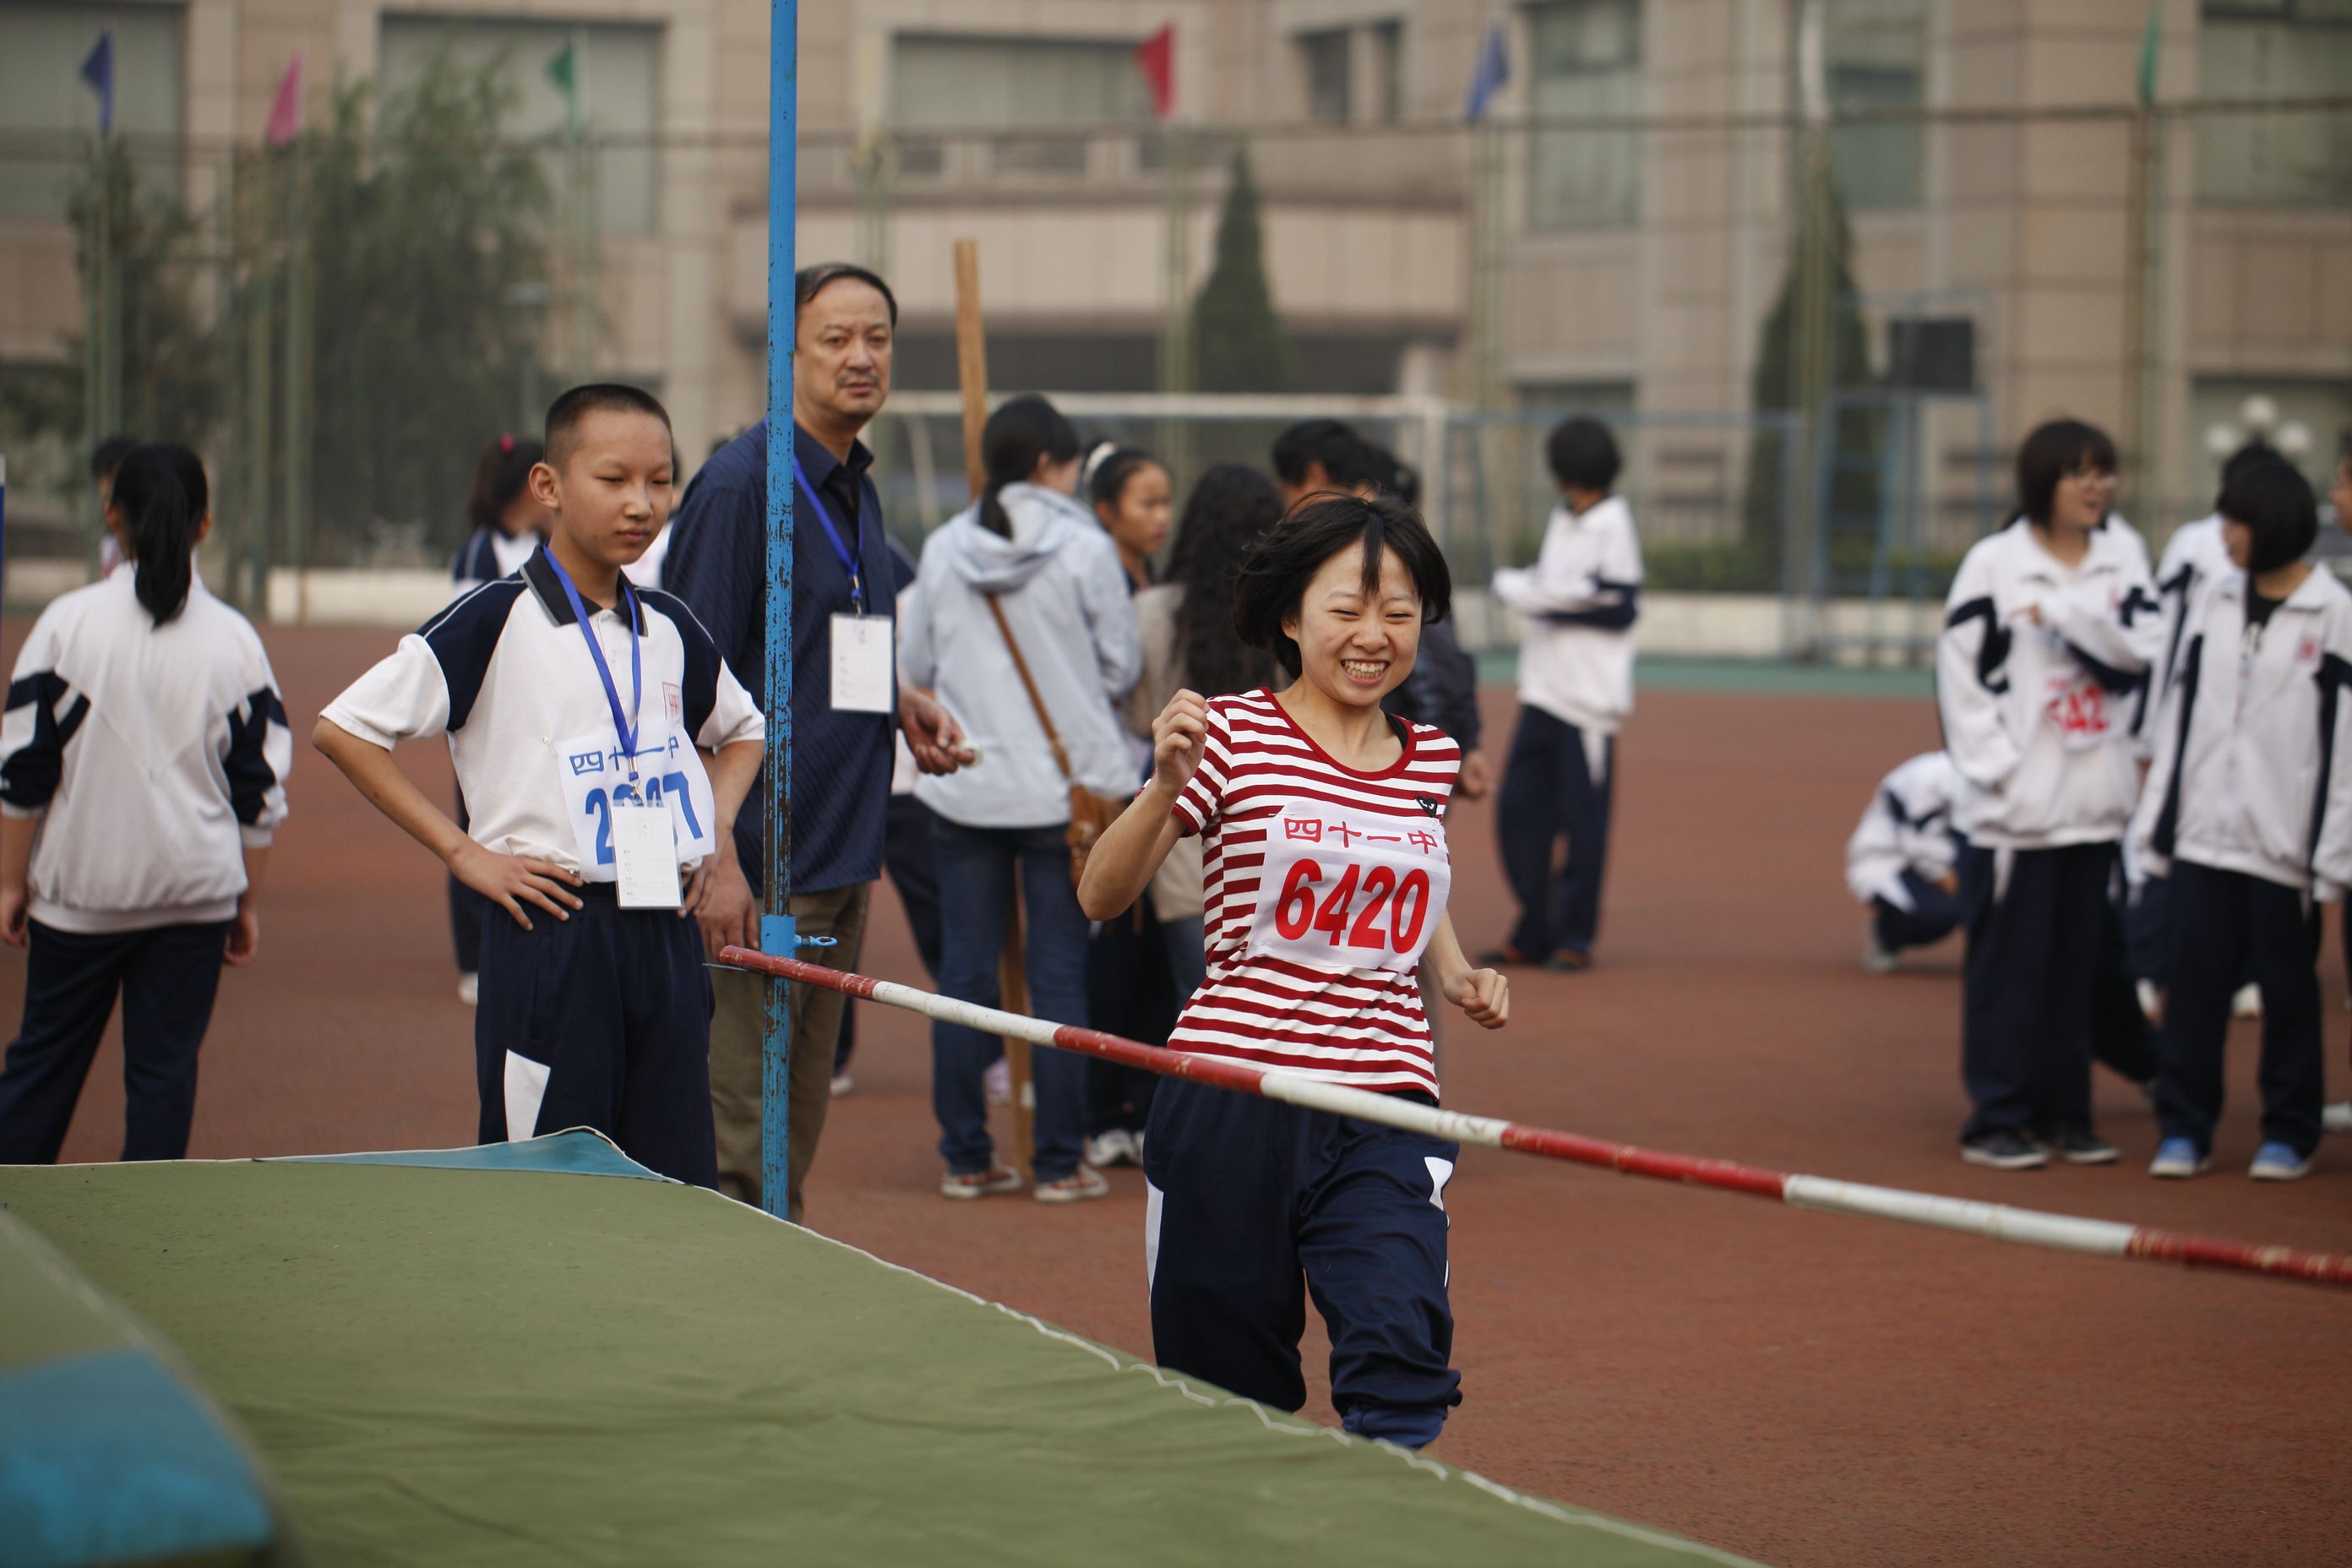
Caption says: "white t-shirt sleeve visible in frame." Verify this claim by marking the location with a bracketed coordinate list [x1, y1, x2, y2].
[696, 656, 765, 751]
[320, 634, 452, 749]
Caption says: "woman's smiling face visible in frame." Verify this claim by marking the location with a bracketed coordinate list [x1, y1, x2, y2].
[1282, 541, 1423, 710]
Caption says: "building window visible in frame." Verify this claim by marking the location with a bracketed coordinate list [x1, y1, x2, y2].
[1299, 30, 1353, 124]
[890, 35, 1155, 129]
[2198, 2, 2352, 206]
[1826, 0, 1925, 210]
[1372, 21, 1405, 123]
[0, 3, 183, 220]
[378, 17, 662, 236]
[1527, 0, 1643, 231]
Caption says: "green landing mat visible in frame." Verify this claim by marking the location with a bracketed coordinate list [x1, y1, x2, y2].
[0, 1135, 1758, 1566]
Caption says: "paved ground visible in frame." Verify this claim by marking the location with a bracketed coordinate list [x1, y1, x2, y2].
[11, 623, 2350, 1567]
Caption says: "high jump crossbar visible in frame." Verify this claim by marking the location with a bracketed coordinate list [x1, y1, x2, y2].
[719, 946, 2352, 1293]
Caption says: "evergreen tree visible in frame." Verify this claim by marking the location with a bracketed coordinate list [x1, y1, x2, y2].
[1192, 148, 1295, 394]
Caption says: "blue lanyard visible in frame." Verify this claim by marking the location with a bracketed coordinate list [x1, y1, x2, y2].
[542, 548, 645, 784]
[791, 449, 868, 616]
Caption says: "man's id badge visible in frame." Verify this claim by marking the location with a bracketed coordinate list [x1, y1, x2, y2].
[610, 794, 683, 910]
[830, 613, 894, 714]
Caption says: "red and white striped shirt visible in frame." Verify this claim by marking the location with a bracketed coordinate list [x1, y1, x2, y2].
[1168, 689, 1460, 1097]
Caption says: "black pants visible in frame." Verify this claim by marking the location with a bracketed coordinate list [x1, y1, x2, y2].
[836, 793, 945, 1073]
[1144, 1077, 1461, 1450]
[1496, 705, 1614, 959]
[1086, 898, 1181, 1139]
[475, 888, 716, 1187]
[2156, 861, 2323, 1159]
[0, 919, 232, 1162]
[1960, 842, 2151, 1140]
[1873, 869, 1963, 953]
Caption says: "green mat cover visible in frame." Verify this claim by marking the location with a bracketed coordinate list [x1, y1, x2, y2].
[0, 1136, 1757, 1566]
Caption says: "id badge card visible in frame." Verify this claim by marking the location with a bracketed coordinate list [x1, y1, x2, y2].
[831, 613, 894, 714]
[609, 793, 682, 910]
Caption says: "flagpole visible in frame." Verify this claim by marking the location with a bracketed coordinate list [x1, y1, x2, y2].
[759, 0, 800, 1218]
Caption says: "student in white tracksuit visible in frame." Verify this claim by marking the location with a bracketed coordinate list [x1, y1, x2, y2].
[2132, 459, 2352, 1182]
[1937, 419, 2163, 1171]
[1487, 417, 1642, 972]
[1847, 750, 1965, 970]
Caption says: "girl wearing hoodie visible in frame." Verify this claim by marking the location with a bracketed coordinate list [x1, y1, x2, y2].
[902, 396, 1143, 1202]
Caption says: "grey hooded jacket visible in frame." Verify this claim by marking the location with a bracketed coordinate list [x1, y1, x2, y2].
[903, 482, 1143, 829]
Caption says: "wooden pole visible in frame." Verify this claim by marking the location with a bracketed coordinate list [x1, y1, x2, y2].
[950, 237, 1036, 1183]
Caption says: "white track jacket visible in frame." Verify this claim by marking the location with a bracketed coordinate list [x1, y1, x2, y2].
[1492, 494, 1642, 736]
[1936, 519, 2161, 850]
[2131, 566, 2352, 897]
[1845, 750, 1964, 908]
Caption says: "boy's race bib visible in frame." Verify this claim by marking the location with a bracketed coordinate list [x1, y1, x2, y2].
[555, 724, 717, 879]
[1244, 805, 1452, 974]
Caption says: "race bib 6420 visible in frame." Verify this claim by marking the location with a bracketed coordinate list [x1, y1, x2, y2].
[1244, 806, 1452, 974]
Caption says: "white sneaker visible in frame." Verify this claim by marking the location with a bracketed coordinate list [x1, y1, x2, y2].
[2231, 983, 2262, 1020]
[2136, 979, 2164, 1028]
[1033, 1165, 1110, 1204]
[1085, 1129, 1138, 1168]
[830, 1071, 853, 1097]
[2324, 1100, 2352, 1135]
[456, 972, 480, 1008]
[984, 1058, 1011, 1106]
[1862, 930, 1897, 976]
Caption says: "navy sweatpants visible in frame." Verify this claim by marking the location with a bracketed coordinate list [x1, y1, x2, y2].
[1496, 705, 1613, 960]
[2155, 860, 2323, 1159]
[1959, 841, 2152, 1141]
[475, 887, 717, 1188]
[0, 918, 231, 1163]
[1873, 869, 1963, 954]
[1143, 1076, 1461, 1449]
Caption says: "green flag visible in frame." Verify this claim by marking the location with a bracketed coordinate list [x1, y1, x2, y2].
[547, 40, 580, 132]
[2137, 3, 2162, 106]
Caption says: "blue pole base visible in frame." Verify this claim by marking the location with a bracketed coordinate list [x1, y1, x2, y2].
[759, 913, 796, 1219]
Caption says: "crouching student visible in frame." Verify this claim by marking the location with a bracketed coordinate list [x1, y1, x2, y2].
[314, 385, 764, 1186]
[1077, 494, 1509, 1451]
[1937, 419, 2162, 1171]
[1846, 750, 1965, 973]
[2132, 458, 2352, 1183]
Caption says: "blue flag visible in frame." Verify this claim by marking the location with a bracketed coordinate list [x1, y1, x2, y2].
[79, 31, 114, 134]
[1463, 18, 1508, 122]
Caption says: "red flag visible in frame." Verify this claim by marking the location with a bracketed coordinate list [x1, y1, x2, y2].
[1134, 24, 1174, 119]
[266, 51, 303, 146]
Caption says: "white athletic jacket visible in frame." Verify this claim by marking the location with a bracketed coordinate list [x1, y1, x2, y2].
[0, 568, 291, 932]
[1845, 751, 1964, 908]
[1936, 518, 2161, 850]
[1492, 494, 1642, 736]
[2131, 566, 2352, 897]
[2146, 515, 2231, 744]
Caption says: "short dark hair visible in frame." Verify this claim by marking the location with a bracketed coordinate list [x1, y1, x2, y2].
[796, 263, 897, 325]
[978, 394, 1081, 537]
[1365, 442, 1420, 507]
[2016, 417, 2118, 525]
[1086, 444, 1162, 511]
[2218, 457, 2317, 573]
[545, 383, 672, 469]
[1233, 494, 1452, 677]
[1545, 416, 1622, 493]
[90, 434, 138, 482]
[468, 433, 547, 531]
[1271, 419, 1379, 492]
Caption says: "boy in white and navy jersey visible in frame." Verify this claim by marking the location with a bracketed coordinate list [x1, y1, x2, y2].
[1937, 419, 2163, 1171]
[1078, 495, 1509, 1452]
[1846, 750, 1965, 972]
[0, 444, 291, 1162]
[2132, 459, 2352, 1182]
[1488, 416, 1641, 972]
[316, 387, 764, 1187]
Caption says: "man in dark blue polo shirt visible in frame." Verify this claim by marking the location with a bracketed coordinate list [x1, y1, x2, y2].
[665, 262, 968, 1220]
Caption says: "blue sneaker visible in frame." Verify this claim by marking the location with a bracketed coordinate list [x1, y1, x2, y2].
[2148, 1137, 2208, 1179]
[2249, 1141, 2313, 1182]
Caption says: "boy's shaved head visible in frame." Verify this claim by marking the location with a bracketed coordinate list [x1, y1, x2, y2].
[546, 383, 672, 470]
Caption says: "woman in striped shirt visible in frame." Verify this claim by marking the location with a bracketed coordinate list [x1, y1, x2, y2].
[1078, 493, 1508, 1451]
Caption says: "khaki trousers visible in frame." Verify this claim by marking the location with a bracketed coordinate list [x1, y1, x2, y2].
[708, 881, 870, 1222]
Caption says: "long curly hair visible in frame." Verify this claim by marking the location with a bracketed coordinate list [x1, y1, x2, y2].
[1168, 464, 1287, 699]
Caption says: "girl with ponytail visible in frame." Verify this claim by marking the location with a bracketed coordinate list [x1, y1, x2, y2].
[0, 443, 293, 1165]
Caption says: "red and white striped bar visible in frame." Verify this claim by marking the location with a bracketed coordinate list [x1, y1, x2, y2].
[721, 946, 2352, 1291]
